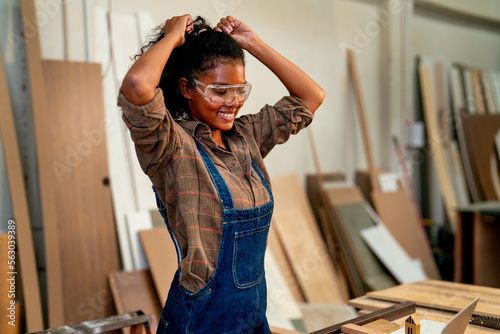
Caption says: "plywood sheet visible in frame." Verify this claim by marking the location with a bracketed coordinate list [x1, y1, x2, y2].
[109, 269, 162, 334]
[0, 46, 43, 331]
[367, 280, 500, 318]
[325, 189, 398, 291]
[139, 227, 179, 304]
[268, 222, 305, 303]
[462, 115, 500, 200]
[42, 60, 121, 324]
[371, 184, 440, 280]
[450, 66, 480, 202]
[20, 0, 63, 327]
[271, 174, 349, 304]
[419, 63, 459, 231]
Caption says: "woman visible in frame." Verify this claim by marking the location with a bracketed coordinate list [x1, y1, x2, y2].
[119, 14, 324, 333]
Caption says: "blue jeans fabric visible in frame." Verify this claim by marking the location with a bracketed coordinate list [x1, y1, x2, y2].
[154, 142, 274, 334]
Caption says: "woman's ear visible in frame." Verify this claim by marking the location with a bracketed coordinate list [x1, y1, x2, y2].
[179, 78, 192, 99]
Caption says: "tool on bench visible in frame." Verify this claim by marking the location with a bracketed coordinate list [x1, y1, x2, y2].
[309, 301, 416, 334]
[470, 315, 500, 330]
[27, 311, 152, 334]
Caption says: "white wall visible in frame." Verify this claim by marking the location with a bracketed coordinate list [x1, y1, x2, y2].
[1, 0, 500, 319]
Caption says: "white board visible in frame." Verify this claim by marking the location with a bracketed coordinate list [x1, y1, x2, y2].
[360, 217, 427, 284]
[126, 211, 153, 270]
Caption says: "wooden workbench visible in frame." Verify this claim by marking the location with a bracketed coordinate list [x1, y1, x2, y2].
[347, 280, 500, 333]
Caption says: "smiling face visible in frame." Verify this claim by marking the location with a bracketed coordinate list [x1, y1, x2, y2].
[183, 61, 246, 145]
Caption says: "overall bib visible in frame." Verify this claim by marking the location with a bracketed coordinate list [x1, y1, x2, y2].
[154, 141, 274, 334]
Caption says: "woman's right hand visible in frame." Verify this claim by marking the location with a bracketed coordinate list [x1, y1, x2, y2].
[163, 14, 194, 48]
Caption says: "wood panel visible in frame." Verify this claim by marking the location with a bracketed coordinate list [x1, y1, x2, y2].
[324, 188, 398, 291]
[367, 280, 500, 318]
[19, 0, 64, 327]
[139, 227, 179, 304]
[108, 270, 162, 334]
[419, 63, 459, 231]
[271, 174, 349, 304]
[0, 45, 43, 331]
[42, 60, 120, 323]
[462, 115, 500, 200]
[450, 66, 480, 202]
[347, 50, 440, 280]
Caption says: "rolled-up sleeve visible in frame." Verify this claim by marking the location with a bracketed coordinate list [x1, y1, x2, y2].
[118, 88, 178, 177]
[236, 95, 314, 158]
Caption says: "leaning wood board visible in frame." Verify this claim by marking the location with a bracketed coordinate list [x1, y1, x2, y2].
[139, 227, 179, 304]
[419, 63, 458, 231]
[461, 115, 500, 201]
[108, 269, 162, 334]
[271, 174, 349, 304]
[347, 50, 440, 280]
[0, 46, 43, 331]
[19, 0, 63, 327]
[367, 280, 500, 318]
[42, 60, 121, 323]
[324, 187, 397, 291]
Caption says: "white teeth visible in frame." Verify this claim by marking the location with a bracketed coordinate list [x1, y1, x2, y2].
[218, 112, 234, 120]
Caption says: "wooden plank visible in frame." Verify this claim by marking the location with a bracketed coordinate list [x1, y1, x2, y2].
[306, 175, 365, 297]
[42, 60, 121, 323]
[419, 62, 459, 231]
[341, 323, 386, 334]
[347, 50, 440, 280]
[324, 188, 398, 291]
[125, 212, 153, 270]
[470, 69, 487, 114]
[108, 269, 162, 334]
[1, 234, 21, 334]
[309, 301, 416, 334]
[450, 66, 480, 202]
[271, 174, 349, 304]
[265, 249, 303, 331]
[367, 280, 500, 318]
[462, 115, 500, 200]
[139, 227, 179, 304]
[0, 45, 43, 331]
[268, 221, 306, 303]
[299, 303, 357, 333]
[19, 0, 64, 327]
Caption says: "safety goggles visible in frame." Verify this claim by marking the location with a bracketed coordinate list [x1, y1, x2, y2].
[191, 78, 252, 104]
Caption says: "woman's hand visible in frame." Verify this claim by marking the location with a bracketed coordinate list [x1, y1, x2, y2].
[163, 14, 194, 48]
[214, 16, 258, 50]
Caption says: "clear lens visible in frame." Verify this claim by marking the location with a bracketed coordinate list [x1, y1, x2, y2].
[192, 78, 252, 104]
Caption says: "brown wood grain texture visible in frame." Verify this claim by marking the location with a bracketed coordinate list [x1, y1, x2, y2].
[108, 270, 162, 334]
[19, 0, 64, 328]
[42, 60, 120, 324]
[469, 69, 487, 115]
[461, 115, 500, 200]
[309, 301, 416, 334]
[306, 175, 365, 298]
[324, 188, 397, 291]
[268, 221, 306, 303]
[271, 174, 349, 304]
[419, 63, 459, 231]
[347, 50, 440, 280]
[341, 323, 386, 334]
[139, 227, 179, 305]
[0, 46, 44, 331]
[367, 280, 500, 318]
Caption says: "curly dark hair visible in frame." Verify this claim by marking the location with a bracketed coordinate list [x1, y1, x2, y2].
[136, 16, 245, 120]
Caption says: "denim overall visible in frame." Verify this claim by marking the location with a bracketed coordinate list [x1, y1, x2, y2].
[154, 141, 273, 334]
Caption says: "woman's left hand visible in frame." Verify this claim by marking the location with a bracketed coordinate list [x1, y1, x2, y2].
[214, 16, 258, 50]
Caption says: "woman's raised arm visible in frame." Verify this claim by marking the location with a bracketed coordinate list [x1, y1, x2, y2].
[121, 14, 193, 106]
[215, 16, 325, 113]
